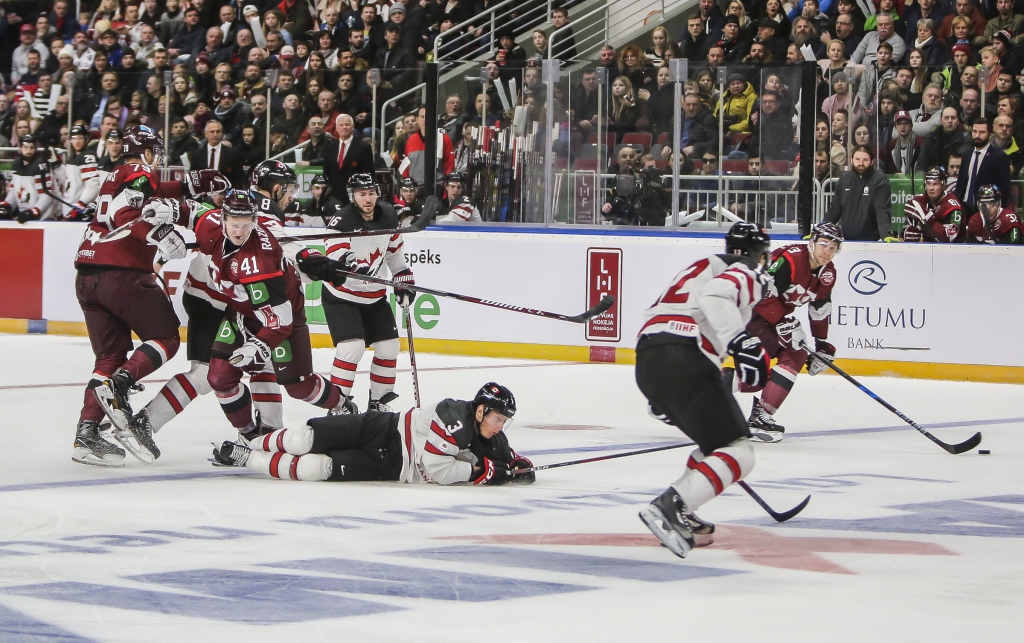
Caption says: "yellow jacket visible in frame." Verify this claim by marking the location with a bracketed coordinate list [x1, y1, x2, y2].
[716, 82, 757, 134]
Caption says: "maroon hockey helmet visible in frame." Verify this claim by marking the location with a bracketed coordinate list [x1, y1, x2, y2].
[810, 221, 844, 251]
[122, 125, 165, 165]
[220, 190, 258, 245]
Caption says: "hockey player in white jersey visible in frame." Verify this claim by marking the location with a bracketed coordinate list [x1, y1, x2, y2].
[0, 135, 54, 222]
[213, 382, 535, 486]
[636, 222, 772, 559]
[293, 173, 415, 414]
[63, 124, 101, 220]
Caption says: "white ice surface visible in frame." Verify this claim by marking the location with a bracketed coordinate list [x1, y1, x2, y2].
[1, 334, 1023, 642]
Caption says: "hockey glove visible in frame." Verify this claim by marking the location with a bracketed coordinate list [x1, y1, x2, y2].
[902, 225, 923, 242]
[904, 200, 933, 227]
[229, 336, 272, 369]
[775, 316, 807, 349]
[393, 268, 416, 308]
[727, 332, 770, 391]
[508, 454, 536, 485]
[67, 201, 95, 222]
[141, 198, 180, 227]
[0, 201, 10, 219]
[806, 340, 836, 376]
[16, 207, 41, 224]
[472, 457, 512, 485]
[146, 224, 188, 262]
[296, 248, 338, 282]
[185, 169, 231, 197]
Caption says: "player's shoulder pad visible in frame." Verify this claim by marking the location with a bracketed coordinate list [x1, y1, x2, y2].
[434, 399, 476, 448]
[327, 205, 361, 231]
[375, 201, 401, 227]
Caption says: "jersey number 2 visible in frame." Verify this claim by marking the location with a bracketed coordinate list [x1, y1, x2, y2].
[659, 259, 710, 304]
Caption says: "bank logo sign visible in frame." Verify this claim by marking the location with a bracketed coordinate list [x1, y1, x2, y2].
[848, 260, 887, 295]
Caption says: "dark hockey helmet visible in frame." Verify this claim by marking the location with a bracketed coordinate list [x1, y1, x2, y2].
[310, 174, 327, 187]
[444, 171, 466, 185]
[399, 176, 418, 190]
[725, 221, 771, 264]
[924, 166, 947, 184]
[18, 134, 35, 145]
[252, 159, 298, 192]
[347, 172, 380, 202]
[977, 184, 1000, 205]
[221, 189, 258, 219]
[122, 125, 164, 164]
[473, 382, 517, 423]
[69, 124, 89, 139]
[810, 221, 844, 252]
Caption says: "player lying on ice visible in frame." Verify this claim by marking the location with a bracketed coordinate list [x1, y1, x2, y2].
[212, 383, 537, 486]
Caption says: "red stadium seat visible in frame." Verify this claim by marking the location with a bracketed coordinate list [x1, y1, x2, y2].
[622, 132, 652, 151]
[573, 158, 599, 171]
[658, 132, 668, 145]
[586, 132, 615, 148]
[723, 159, 749, 174]
[764, 160, 792, 176]
[654, 159, 668, 170]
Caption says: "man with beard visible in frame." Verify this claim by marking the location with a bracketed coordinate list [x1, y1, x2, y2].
[696, 0, 726, 41]
[817, 13, 861, 59]
[824, 145, 897, 241]
[955, 118, 1011, 209]
[910, 83, 945, 138]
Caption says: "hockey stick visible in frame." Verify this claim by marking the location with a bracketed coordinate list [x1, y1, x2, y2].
[273, 196, 439, 243]
[807, 347, 982, 454]
[335, 268, 615, 323]
[402, 303, 421, 407]
[513, 443, 810, 523]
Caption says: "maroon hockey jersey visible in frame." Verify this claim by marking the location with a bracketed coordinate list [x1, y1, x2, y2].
[903, 192, 964, 243]
[965, 208, 1024, 244]
[753, 243, 836, 339]
[74, 163, 185, 272]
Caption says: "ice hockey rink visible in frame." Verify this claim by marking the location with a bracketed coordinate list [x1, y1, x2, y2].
[1, 333, 1022, 642]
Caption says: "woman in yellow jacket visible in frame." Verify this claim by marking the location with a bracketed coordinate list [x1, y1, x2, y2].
[715, 73, 758, 134]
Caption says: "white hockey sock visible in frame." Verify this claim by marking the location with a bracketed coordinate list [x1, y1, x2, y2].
[672, 438, 755, 513]
[144, 362, 212, 432]
[369, 338, 399, 401]
[249, 425, 314, 455]
[331, 339, 365, 398]
[246, 450, 332, 481]
[249, 365, 283, 429]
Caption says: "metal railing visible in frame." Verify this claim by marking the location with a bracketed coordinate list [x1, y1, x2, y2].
[546, 4, 610, 62]
[433, 0, 549, 61]
[378, 83, 426, 157]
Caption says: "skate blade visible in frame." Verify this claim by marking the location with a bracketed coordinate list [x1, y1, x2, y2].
[639, 507, 693, 559]
[72, 448, 124, 468]
[93, 385, 132, 432]
[694, 533, 715, 547]
[749, 429, 783, 444]
[110, 427, 156, 464]
[208, 457, 234, 468]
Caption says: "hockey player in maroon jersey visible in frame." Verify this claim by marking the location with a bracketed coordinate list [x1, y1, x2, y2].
[902, 167, 966, 243]
[306, 173, 415, 414]
[966, 184, 1024, 244]
[733, 221, 842, 443]
[636, 222, 772, 559]
[213, 382, 535, 486]
[72, 125, 230, 467]
[194, 190, 354, 437]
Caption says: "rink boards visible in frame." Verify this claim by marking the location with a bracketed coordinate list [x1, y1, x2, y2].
[2, 222, 1023, 382]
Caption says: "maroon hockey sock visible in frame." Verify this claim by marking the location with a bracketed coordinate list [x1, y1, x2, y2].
[215, 384, 255, 429]
[120, 337, 180, 382]
[80, 357, 125, 423]
[79, 385, 107, 423]
[761, 366, 798, 414]
[286, 374, 342, 410]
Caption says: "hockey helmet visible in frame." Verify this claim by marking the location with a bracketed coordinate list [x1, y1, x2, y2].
[444, 171, 466, 185]
[399, 176, 418, 190]
[725, 221, 771, 264]
[924, 166, 948, 185]
[347, 172, 379, 202]
[977, 184, 1000, 205]
[810, 221, 844, 252]
[220, 190, 258, 244]
[251, 159, 298, 192]
[69, 124, 89, 139]
[122, 125, 164, 165]
[310, 174, 327, 187]
[18, 134, 35, 145]
[473, 382, 516, 425]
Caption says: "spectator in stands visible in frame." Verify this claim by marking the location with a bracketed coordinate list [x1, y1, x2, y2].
[696, 0, 726, 41]
[987, 71, 1019, 117]
[167, 116, 200, 165]
[985, 0, 1024, 45]
[941, 44, 971, 96]
[830, 109, 851, 169]
[274, 94, 305, 145]
[909, 83, 942, 138]
[724, 1, 752, 39]
[824, 144, 894, 241]
[978, 47, 1003, 94]
[704, 44, 725, 76]
[991, 114, 1024, 175]
[884, 110, 924, 174]
[852, 13, 905, 66]
[892, 68, 920, 110]
[922, 106, 968, 172]
[720, 73, 756, 134]
[763, 0, 791, 39]
[750, 91, 795, 161]
[12, 24, 51, 85]
[572, 70, 600, 137]
[905, 0, 946, 44]
[789, 17, 820, 56]
[607, 76, 645, 137]
[814, 148, 841, 182]
[819, 12, 860, 60]
[991, 30, 1024, 76]
[956, 118, 1011, 208]
[619, 46, 654, 92]
[858, 42, 897, 110]
[938, 0, 986, 42]
[820, 39, 851, 78]
[298, 115, 332, 165]
[960, 88, 982, 125]
[597, 45, 618, 75]
[913, 20, 948, 67]
[822, 72, 864, 131]
[943, 16, 976, 52]
[403, 105, 454, 190]
[661, 92, 718, 160]
[717, 16, 746, 62]
[212, 87, 249, 145]
[550, 7, 577, 61]
[647, 26, 672, 64]
[167, 7, 204, 60]
[640, 65, 673, 138]
[439, 93, 468, 141]
[680, 13, 709, 61]
[754, 18, 787, 61]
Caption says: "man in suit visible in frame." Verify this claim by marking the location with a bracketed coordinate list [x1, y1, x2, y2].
[956, 118, 1012, 209]
[188, 119, 245, 188]
[323, 114, 374, 206]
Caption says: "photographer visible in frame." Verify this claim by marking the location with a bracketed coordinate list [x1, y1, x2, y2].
[601, 149, 670, 226]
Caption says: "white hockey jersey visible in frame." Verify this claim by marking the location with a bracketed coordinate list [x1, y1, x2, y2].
[6, 156, 54, 220]
[63, 150, 101, 215]
[638, 254, 765, 365]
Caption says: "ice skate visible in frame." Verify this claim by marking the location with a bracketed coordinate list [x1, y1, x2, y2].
[685, 512, 716, 547]
[368, 391, 399, 413]
[94, 369, 144, 433]
[748, 397, 785, 443]
[108, 407, 160, 464]
[328, 395, 359, 416]
[639, 489, 695, 559]
[212, 440, 251, 467]
[72, 420, 126, 468]
[238, 410, 276, 445]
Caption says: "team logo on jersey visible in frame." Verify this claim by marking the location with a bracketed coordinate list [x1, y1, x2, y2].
[848, 260, 887, 295]
[247, 282, 270, 305]
[230, 259, 239, 276]
[820, 269, 835, 286]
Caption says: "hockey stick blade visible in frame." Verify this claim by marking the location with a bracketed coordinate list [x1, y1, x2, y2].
[737, 481, 810, 523]
[274, 195, 439, 244]
[943, 431, 983, 455]
[566, 295, 615, 323]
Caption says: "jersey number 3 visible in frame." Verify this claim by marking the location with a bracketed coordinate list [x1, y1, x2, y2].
[658, 259, 710, 304]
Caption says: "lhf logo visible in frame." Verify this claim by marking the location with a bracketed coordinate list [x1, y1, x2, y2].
[586, 248, 621, 342]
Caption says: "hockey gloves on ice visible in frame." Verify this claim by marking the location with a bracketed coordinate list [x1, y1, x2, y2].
[472, 457, 512, 485]
[147, 224, 188, 262]
[185, 169, 231, 197]
[775, 316, 807, 349]
[509, 454, 536, 485]
[806, 340, 836, 376]
[393, 269, 416, 308]
[727, 332, 770, 391]
[229, 336, 271, 369]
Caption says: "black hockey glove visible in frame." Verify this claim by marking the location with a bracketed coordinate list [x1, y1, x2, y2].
[727, 332, 770, 392]
[296, 248, 342, 283]
[806, 339, 836, 376]
[17, 207, 41, 224]
[0, 201, 12, 219]
[472, 457, 512, 485]
[393, 268, 416, 308]
[508, 454, 536, 485]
